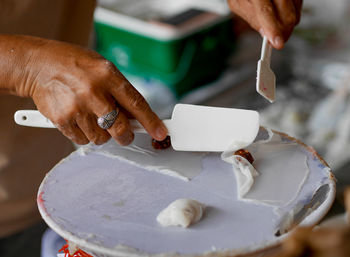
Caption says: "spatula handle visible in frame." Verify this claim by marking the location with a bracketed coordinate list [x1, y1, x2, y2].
[261, 36, 272, 63]
[14, 110, 170, 135]
[14, 110, 55, 128]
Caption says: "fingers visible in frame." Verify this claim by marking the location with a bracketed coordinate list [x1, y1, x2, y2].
[227, 0, 303, 50]
[75, 112, 111, 145]
[293, 0, 303, 24]
[59, 105, 134, 146]
[227, 0, 262, 33]
[274, 0, 299, 41]
[84, 91, 135, 146]
[30, 39, 166, 147]
[56, 121, 89, 145]
[59, 78, 165, 146]
[252, 0, 284, 49]
[107, 109, 135, 146]
[274, 0, 296, 27]
[109, 77, 168, 141]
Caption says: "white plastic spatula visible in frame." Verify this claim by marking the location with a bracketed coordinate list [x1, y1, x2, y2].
[14, 104, 259, 152]
[256, 36, 276, 103]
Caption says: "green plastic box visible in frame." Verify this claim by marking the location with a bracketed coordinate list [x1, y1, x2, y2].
[94, 1, 235, 97]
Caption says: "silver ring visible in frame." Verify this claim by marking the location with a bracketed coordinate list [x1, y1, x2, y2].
[97, 109, 119, 130]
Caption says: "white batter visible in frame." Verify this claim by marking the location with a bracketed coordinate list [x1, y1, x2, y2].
[82, 128, 310, 209]
[157, 199, 205, 228]
[221, 154, 259, 199]
[79, 134, 206, 181]
[222, 128, 310, 207]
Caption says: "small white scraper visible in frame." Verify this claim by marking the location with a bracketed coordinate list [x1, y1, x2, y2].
[256, 36, 276, 103]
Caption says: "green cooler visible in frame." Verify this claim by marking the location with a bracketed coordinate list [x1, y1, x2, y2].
[94, 0, 235, 97]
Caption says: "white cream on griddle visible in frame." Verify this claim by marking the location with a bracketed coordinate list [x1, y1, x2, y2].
[85, 128, 311, 208]
[223, 128, 310, 207]
[78, 134, 207, 181]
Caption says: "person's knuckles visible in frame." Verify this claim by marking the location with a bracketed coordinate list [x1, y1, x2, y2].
[108, 114, 134, 145]
[76, 65, 116, 99]
[127, 91, 149, 113]
[77, 115, 111, 145]
[258, 3, 274, 17]
[96, 59, 118, 75]
[92, 121, 112, 145]
[76, 81, 105, 102]
[51, 105, 81, 127]
[112, 120, 130, 138]
[90, 59, 122, 85]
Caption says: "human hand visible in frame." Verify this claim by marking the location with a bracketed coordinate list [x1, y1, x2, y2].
[272, 187, 350, 257]
[274, 226, 350, 257]
[9, 35, 168, 145]
[227, 0, 303, 49]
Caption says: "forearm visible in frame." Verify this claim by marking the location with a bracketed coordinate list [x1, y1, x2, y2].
[0, 34, 47, 97]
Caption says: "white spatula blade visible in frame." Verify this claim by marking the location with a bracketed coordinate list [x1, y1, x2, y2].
[257, 60, 276, 102]
[168, 104, 259, 152]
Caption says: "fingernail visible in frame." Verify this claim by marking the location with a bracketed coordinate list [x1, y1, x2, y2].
[156, 124, 168, 140]
[274, 36, 284, 48]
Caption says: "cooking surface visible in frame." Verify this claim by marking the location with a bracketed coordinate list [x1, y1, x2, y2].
[38, 130, 335, 256]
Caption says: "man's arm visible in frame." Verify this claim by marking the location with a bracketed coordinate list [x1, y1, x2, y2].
[0, 34, 168, 145]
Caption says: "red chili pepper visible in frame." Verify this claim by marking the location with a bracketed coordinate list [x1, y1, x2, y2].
[59, 240, 94, 257]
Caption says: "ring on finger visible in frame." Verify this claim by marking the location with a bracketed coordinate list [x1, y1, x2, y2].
[97, 108, 119, 130]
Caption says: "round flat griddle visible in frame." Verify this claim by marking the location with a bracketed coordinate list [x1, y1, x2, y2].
[37, 130, 335, 257]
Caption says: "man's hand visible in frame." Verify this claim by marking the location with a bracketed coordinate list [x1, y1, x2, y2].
[228, 0, 303, 49]
[0, 35, 168, 145]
